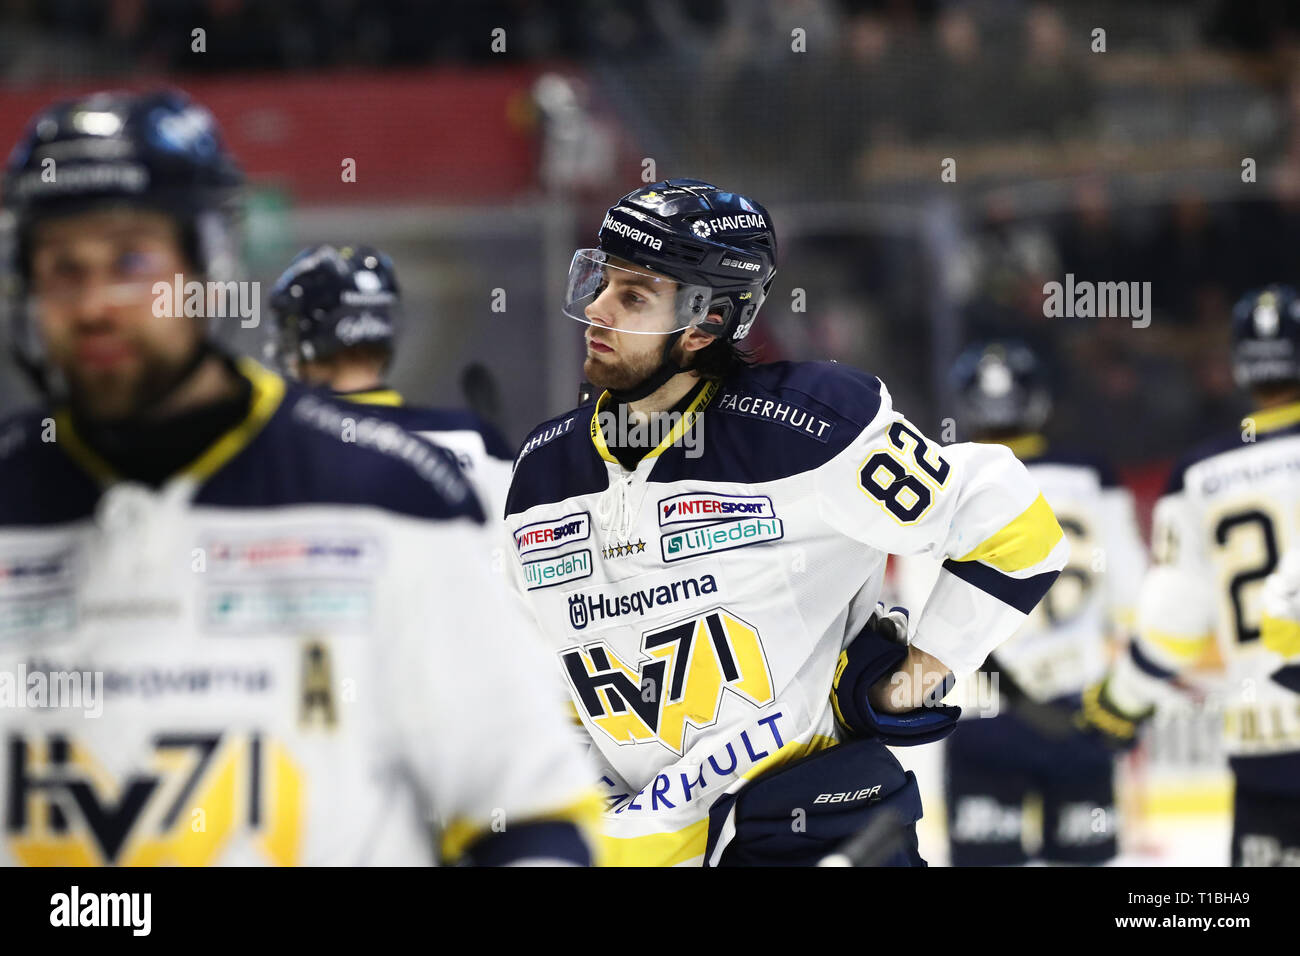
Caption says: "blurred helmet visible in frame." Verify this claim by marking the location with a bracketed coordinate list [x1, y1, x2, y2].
[269, 244, 400, 369]
[1231, 285, 1300, 389]
[950, 340, 1052, 434]
[564, 178, 777, 343]
[1, 88, 244, 389]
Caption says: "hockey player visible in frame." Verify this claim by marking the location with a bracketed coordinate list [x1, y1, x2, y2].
[1262, 547, 1300, 666]
[900, 341, 1147, 866]
[0, 90, 598, 866]
[268, 244, 513, 514]
[1083, 285, 1300, 866]
[502, 179, 1068, 866]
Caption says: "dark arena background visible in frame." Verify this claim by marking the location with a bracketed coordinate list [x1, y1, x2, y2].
[1, 0, 1298, 882]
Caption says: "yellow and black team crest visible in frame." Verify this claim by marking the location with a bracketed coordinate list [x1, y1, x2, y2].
[560, 607, 774, 755]
[4, 732, 303, 866]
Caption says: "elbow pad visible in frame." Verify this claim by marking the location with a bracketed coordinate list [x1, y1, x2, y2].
[831, 608, 961, 747]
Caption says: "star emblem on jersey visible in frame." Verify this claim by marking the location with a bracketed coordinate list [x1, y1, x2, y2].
[602, 540, 646, 559]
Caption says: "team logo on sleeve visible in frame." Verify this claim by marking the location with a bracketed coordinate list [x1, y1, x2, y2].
[658, 492, 775, 527]
[513, 512, 591, 556]
[559, 608, 774, 755]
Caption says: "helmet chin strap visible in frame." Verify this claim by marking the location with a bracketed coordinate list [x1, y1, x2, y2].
[607, 330, 690, 404]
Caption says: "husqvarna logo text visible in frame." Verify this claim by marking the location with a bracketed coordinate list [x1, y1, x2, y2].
[568, 574, 717, 630]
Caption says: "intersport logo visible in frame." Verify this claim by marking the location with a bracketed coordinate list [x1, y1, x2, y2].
[659, 493, 775, 527]
[514, 512, 591, 556]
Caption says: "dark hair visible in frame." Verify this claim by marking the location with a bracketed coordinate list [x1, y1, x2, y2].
[1254, 380, 1300, 403]
[687, 334, 757, 381]
[330, 343, 394, 371]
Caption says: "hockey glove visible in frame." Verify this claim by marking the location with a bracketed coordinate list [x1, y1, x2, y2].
[832, 603, 961, 747]
[1075, 677, 1152, 752]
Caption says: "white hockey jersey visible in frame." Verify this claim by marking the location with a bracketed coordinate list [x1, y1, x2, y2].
[336, 387, 514, 519]
[504, 361, 1067, 865]
[1114, 401, 1300, 762]
[1262, 546, 1300, 662]
[0, 360, 598, 866]
[895, 435, 1147, 704]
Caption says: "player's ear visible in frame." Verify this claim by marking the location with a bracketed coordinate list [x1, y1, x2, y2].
[680, 323, 718, 354]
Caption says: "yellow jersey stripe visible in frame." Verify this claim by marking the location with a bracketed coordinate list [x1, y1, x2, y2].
[1262, 614, 1300, 660]
[342, 389, 404, 407]
[184, 358, 285, 482]
[987, 432, 1048, 460]
[588, 379, 720, 466]
[1143, 629, 1213, 662]
[53, 357, 285, 487]
[599, 818, 711, 867]
[1244, 401, 1300, 434]
[589, 390, 619, 465]
[51, 410, 119, 485]
[646, 379, 719, 460]
[956, 492, 1063, 573]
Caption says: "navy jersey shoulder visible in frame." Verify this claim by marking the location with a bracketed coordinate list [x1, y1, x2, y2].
[650, 360, 883, 484]
[726, 360, 885, 429]
[362, 402, 513, 461]
[1023, 446, 1120, 488]
[507, 360, 887, 515]
[0, 409, 101, 525]
[0, 389, 485, 527]
[197, 387, 486, 522]
[506, 401, 605, 517]
[1163, 420, 1300, 496]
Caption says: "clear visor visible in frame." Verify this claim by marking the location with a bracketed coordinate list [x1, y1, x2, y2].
[563, 249, 713, 335]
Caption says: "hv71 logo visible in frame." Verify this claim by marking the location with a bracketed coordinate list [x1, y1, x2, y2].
[559, 608, 773, 755]
[5, 731, 302, 865]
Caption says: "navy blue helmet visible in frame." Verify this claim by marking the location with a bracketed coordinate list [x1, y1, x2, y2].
[565, 178, 777, 343]
[268, 244, 401, 368]
[950, 340, 1052, 435]
[1231, 286, 1300, 389]
[3, 88, 242, 277]
[1, 89, 243, 387]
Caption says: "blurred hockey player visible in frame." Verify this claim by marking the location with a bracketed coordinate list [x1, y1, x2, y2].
[1262, 547, 1300, 668]
[0, 90, 598, 865]
[268, 244, 512, 514]
[899, 341, 1146, 866]
[1082, 285, 1300, 866]
[502, 179, 1068, 866]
